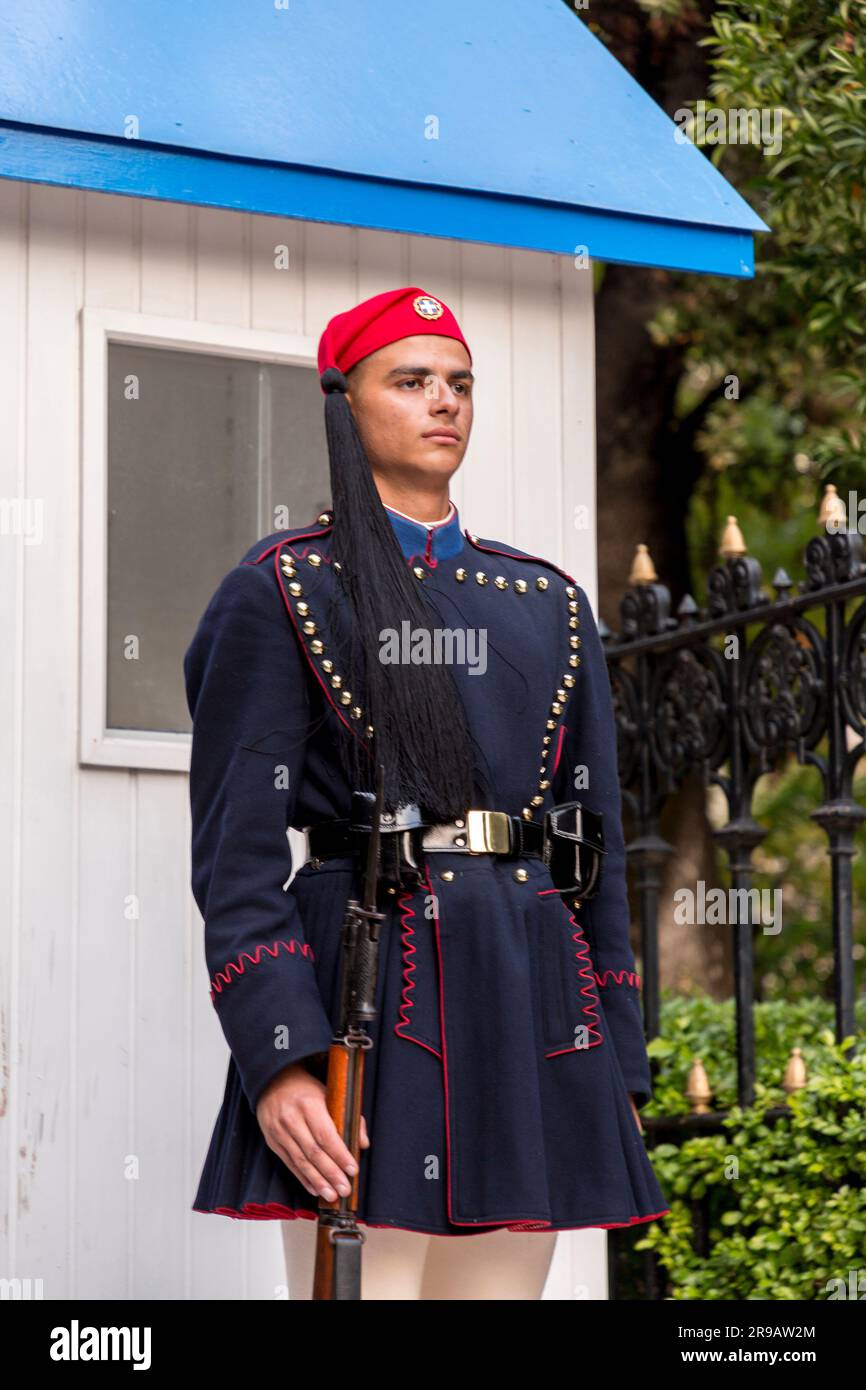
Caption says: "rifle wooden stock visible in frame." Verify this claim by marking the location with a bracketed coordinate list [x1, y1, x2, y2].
[312, 763, 386, 1301]
[312, 1036, 366, 1300]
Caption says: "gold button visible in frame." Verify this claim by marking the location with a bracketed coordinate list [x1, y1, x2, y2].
[413, 566, 425, 579]
[494, 575, 508, 589]
[308, 553, 322, 566]
[514, 579, 527, 594]
[339, 691, 352, 705]
[303, 621, 316, 635]
[513, 867, 528, 883]
[310, 639, 324, 654]
[536, 576, 549, 591]
[566, 585, 576, 598]
[455, 568, 467, 581]
[366, 725, 375, 737]
[351, 706, 363, 719]
[563, 674, 575, 687]
[322, 659, 333, 672]
[551, 701, 562, 715]
[570, 635, 580, 648]
[521, 807, 533, 821]
[556, 688, 567, 701]
[569, 654, 580, 667]
[334, 560, 342, 572]
[530, 794, 544, 807]
[330, 674, 343, 687]
[288, 581, 303, 597]
[568, 601, 578, 614]
[296, 601, 309, 616]
[442, 870, 455, 882]
[317, 511, 331, 525]
[475, 571, 488, 585]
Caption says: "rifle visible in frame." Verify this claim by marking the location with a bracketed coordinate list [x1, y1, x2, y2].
[312, 762, 386, 1301]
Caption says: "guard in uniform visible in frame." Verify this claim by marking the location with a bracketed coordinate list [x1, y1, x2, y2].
[185, 286, 670, 1257]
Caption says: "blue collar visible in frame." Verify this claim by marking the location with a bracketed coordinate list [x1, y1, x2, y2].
[383, 499, 465, 564]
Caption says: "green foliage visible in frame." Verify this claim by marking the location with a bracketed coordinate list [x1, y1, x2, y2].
[638, 994, 866, 1298]
[748, 755, 866, 1002]
[633, 0, 866, 573]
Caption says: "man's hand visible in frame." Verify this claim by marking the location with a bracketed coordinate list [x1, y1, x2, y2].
[256, 1062, 370, 1202]
[628, 1094, 644, 1135]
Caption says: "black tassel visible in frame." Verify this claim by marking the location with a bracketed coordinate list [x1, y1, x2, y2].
[320, 367, 480, 822]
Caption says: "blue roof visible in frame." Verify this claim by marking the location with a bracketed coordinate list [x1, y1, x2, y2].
[0, 0, 769, 277]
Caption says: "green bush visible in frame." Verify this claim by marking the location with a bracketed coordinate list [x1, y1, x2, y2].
[636, 994, 866, 1299]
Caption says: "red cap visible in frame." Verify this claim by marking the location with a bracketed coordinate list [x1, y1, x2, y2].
[317, 287, 471, 387]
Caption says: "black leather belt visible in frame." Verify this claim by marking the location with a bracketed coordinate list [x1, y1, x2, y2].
[302, 800, 606, 900]
[306, 807, 545, 862]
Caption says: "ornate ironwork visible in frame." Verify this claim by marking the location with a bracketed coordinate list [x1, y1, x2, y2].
[604, 489, 866, 1106]
[604, 489, 866, 1301]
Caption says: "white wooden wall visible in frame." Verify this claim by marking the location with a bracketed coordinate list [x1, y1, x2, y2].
[0, 180, 602, 1300]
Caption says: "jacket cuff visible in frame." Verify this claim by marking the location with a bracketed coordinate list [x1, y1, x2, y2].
[211, 948, 335, 1112]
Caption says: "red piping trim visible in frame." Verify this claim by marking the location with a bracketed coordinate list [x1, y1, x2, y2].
[551, 722, 567, 779]
[282, 541, 335, 563]
[244, 523, 333, 567]
[425, 861, 566, 1229]
[536, 890, 604, 1059]
[193, 1201, 672, 1233]
[534, 891, 642, 991]
[464, 533, 577, 809]
[244, 526, 370, 753]
[464, 532, 577, 586]
[209, 938, 315, 1002]
[428, 860, 467, 1227]
[595, 968, 642, 989]
[393, 886, 443, 1059]
[270, 540, 369, 752]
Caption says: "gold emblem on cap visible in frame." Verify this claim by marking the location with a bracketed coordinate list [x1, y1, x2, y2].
[413, 294, 444, 320]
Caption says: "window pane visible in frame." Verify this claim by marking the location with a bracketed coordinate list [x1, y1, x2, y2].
[106, 344, 329, 736]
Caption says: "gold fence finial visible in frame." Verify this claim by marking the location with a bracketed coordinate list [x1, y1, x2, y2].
[782, 1045, 808, 1094]
[817, 483, 846, 532]
[719, 515, 747, 559]
[629, 543, 658, 586]
[685, 1057, 713, 1114]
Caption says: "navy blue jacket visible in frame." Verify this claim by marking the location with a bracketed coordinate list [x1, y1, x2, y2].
[185, 502, 669, 1235]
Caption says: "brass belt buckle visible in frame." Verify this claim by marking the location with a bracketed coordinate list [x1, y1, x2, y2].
[465, 809, 513, 854]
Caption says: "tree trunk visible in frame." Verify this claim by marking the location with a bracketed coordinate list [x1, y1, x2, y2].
[590, 0, 734, 997]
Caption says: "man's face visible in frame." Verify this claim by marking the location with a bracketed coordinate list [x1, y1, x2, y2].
[345, 335, 473, 486]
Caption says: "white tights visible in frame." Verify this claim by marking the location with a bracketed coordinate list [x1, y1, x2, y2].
[282, 1219, 557, 1300]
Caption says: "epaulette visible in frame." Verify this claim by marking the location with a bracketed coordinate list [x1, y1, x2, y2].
[463, 530, 578, 588]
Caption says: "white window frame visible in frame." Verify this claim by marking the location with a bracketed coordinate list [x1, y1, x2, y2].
[80, 307, 319, 771]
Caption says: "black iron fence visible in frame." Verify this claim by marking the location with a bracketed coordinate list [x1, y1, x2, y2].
[602, 485, 866, 1298]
